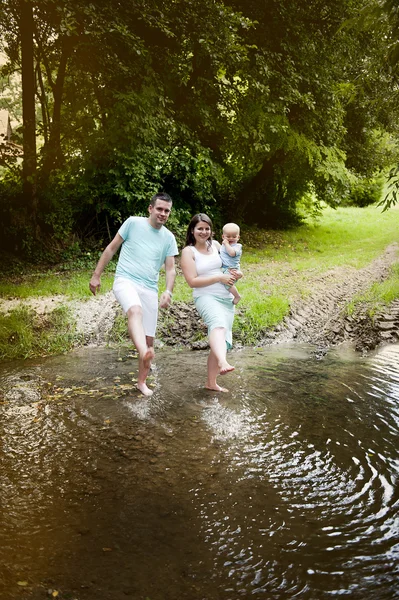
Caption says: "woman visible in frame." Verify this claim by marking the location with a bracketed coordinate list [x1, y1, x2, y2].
[181, 213, 239, 392]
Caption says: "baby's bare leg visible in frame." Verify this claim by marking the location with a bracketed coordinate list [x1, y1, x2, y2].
[229, 285, 241, 305]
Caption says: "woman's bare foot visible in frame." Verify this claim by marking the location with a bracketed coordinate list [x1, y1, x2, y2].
[137, 382, 153, 396]
[219, 362, 235, 375]
[205, 384, 229, 393]
[143, 347, 155, 369]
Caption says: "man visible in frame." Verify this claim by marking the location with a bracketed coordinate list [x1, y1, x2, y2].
[89, 192, 178, 396]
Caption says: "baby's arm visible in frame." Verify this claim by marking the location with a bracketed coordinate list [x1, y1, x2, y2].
[222, 238, 237, 257]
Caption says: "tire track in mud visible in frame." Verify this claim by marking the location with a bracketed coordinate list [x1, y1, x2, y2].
[266, 243, 399, 351]
[1, 244, 399, 354]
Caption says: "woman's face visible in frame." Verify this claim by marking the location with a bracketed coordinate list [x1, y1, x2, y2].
[193, 220, 212, 243]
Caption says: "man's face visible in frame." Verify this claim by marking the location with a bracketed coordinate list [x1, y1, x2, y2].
[148, 199, 172, 229]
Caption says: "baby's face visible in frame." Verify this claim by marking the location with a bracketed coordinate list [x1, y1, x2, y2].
[223, 231, 240, 244]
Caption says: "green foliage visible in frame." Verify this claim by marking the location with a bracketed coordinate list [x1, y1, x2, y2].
[344, 175, 384, 208]
[107, 310, 130, 345]
[0, 305, 77, 360]
[0, 169, 24, 239]
[0, 0, 399, 248]
[380, 165, 399, 212]
[164, 207, 192, 250]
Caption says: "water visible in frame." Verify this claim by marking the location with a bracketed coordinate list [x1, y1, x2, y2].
[0, 343, 398, 600]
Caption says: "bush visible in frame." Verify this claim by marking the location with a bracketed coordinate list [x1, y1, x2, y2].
[345, 176, 384, 207]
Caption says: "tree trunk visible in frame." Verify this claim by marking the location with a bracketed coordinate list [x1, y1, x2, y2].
[232, 151, 285, 226]
[41, 38, 71, 178]
[20, 0, 37, 228]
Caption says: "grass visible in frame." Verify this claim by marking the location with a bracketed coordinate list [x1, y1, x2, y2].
[242, 205, 399, 270]
[0, 306, 78, 360]
[233, 204, 399, 339]
[1, 204, 399, 356]
[346, 263, 399, 319]
[0, 271, 115, 299]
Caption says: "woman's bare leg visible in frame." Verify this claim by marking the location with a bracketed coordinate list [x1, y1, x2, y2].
[205, 327, 234, 392]
[209, 327, 234, 374]
[127, 306, 154, 396]
[206, 350, 229, 392]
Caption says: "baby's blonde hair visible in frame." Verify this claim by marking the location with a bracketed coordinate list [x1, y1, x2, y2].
[223, 222, 240, 235]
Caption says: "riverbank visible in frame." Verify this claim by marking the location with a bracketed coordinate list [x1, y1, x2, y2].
[1, 206, 399, 359]
[1, 241, 399, 358]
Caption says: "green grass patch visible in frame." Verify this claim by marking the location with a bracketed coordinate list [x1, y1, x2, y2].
[0, 271, 115, 299]
[0, 306, 78, 360]
[2, 205, 399, 356]
[234, 294, 289, 344]
[232, 275, 290, 344]
[346, 263, 399, 319]
[242, 205, 399, 271]
[107, 310, 130, 345]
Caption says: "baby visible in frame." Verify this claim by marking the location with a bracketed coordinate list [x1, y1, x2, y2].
[219, 222, 243, 305]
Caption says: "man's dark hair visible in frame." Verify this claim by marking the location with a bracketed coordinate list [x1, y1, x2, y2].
[150, 192, 172, 207]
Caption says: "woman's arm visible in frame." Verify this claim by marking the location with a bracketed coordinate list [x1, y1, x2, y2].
[180, 247, 235, 288]
[213, 240, 221, 251]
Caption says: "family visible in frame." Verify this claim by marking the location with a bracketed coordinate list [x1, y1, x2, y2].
[89, 193, 243, 396]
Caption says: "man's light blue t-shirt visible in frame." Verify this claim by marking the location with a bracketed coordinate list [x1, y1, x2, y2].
[115, 217, 178, 292]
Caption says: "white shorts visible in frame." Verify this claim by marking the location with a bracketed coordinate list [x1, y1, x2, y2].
[113, 277, 158, 338]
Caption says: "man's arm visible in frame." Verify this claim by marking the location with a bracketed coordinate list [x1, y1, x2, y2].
[89, 233, 124, 295]
[159, 255, 176, 308]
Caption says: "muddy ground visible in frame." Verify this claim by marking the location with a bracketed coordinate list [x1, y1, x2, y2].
[157, 242, 399, 354]
[1, 242, 399, 355]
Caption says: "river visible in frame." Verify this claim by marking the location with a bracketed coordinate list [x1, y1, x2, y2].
[1, 343, 398, 599]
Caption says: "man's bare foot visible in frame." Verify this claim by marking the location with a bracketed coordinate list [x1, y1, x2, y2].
[219, 362, 235, 375]
[143, 347, 155, 369]
[232, 295, 241, 305]
[206, 384, 229, 393]
[137, 382, 153, 396]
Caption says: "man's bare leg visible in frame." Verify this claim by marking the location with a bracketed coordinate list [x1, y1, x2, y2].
[127, 306, 154, 396]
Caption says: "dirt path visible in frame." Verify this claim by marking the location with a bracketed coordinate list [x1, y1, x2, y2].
[1, 243, 399, 353]
[267, 242, 399, 352]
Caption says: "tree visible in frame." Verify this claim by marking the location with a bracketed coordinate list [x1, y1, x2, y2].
[0, 0, 254, 245]
[0, 0, 398, 253]
[342, 0, 399, 210]
[218, 0, 399, 225]
[20, 0, 37, 226]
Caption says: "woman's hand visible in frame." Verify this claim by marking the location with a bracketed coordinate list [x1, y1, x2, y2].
[220, 272, 235, 286]
[230, 269, 243, 280]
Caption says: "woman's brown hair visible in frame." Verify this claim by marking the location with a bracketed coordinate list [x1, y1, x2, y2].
[184, 213, 213, 249]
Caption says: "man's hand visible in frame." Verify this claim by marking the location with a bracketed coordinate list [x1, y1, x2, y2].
[89, 274, 101, 295]
[159, 291, 172, 309]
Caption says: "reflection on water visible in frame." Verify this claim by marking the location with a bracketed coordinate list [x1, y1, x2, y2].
[1, 343, 399, 599]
